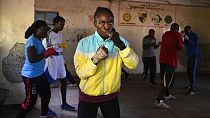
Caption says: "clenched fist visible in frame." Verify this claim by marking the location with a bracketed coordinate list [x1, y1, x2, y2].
[91, 45, 108, 64]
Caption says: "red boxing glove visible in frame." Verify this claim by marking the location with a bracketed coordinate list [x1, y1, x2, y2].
[44, 47, 56, 58]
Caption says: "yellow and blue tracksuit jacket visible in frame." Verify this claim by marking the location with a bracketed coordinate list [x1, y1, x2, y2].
[74, 31, 139, 96]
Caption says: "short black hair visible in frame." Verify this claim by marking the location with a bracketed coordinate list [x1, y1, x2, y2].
[170, 23, 179, 31]
[149, 29, 155, 33]
[184, 25, 191, 31]
[94, 7, 114, 21]
[53, 16, 65, 26]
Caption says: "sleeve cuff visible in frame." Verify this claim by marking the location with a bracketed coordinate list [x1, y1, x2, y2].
[119, 46, 131, 58]
[89, 58, 98, 67]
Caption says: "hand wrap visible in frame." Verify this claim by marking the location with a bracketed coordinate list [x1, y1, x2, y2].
[91, 45, 108, 64]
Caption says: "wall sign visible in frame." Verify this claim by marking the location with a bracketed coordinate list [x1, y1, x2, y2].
[119, 1, 176, 27]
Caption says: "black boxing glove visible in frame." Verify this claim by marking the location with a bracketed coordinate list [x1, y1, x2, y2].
[110, 29, 126, 50]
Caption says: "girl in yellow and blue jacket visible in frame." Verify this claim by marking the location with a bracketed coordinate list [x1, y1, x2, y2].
[74, 7, 139, 118]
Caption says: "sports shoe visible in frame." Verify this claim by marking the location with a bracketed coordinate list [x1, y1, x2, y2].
[185, 86, 198, 90]
[185, 85, 190, 89]
[61, 103, 75, 111]
[187, 91, 196, 95]
[68, 83, 78, 87]
[164, 95, 176, 100]
[47, 108, 57, 116]
[41, 116, 47, 118]
[154, 100, 170, 109]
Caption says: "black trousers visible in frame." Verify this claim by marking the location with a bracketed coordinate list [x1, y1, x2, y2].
[59, 79, 67, 104]
[78, 97, 120, 118]
[142, 56, 156, 83]
[16, 74, 51, 118]
[156, 64, 175, 101]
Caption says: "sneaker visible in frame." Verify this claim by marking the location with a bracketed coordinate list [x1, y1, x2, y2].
[187, 91, 196, 95]
[61, 103, 75, 111]
[41, 116, 47, 118]
[47, 108, 57, 116]
[185, 86, 198, 90]
[185, 85, 190, 89]
[164, 95, 176, 100]
[154, 100, 170, 109]
[68, 83, 78, 87]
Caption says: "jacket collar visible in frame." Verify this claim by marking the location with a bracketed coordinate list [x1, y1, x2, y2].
[94, 31, 111, 42]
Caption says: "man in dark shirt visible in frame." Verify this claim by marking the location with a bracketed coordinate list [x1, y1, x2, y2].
[184, 25, 200, 95]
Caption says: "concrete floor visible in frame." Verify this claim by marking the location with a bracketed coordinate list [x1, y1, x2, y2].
[0, 73, 210, 118]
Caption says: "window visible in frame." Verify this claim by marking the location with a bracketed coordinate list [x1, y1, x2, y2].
[35, 11, 58, 28]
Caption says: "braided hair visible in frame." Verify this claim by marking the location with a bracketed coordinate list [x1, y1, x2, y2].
[25, 20, 48, 39]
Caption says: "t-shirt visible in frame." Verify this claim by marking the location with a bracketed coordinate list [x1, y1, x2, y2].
[46, 30, 63, 53]
[142, 35, 156, 57]
[159, 31, 183, 67]
[21, 35, 45, 78]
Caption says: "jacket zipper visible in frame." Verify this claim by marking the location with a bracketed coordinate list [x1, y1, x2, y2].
[81, 79, 89, 92]
[102, 59, 106, 95]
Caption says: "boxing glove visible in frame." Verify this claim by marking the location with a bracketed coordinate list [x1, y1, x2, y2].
[110, 29, 126, 50]
[44, 47, 56, 58]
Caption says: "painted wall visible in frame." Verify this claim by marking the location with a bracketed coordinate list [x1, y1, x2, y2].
[0, 0, 34, 104]
[35, 0, 210, 75]
[176, 5, 210, 72]
[35, 0, 113, 74]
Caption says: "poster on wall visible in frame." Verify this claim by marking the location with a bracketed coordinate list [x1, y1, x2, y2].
[119, 1, 176, 27]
